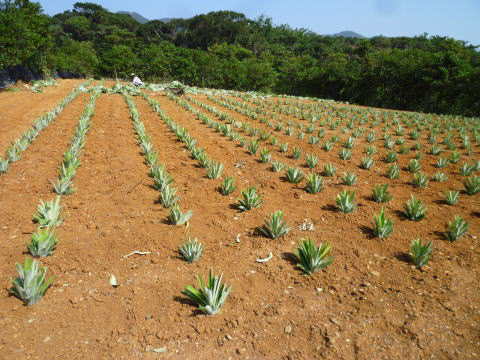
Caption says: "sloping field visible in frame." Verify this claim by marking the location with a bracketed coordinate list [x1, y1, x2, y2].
[0, 82, 478, 359]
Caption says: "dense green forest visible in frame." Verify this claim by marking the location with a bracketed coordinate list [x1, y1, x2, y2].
[1, 0, 479, 116]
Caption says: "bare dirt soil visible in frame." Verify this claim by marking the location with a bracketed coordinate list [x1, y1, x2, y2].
[0, 87, 478, 360]
[0, 80, 82, 155]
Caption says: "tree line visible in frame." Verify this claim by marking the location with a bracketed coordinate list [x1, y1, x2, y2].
[1, 0, 479, 116]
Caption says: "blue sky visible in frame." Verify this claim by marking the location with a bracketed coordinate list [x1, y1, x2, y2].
[39, 0, 479, 45]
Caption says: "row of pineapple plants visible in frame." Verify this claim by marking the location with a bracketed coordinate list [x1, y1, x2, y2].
[203, 94, 479, 199]
[176, 94, 480, 206]
[162, 94, 470, 252]
[124, 93, 193, 225]
[52, 90, 101, 195]
[223, 92, 477, 166]
[142, 93, 231, 185]
[232, 90, 479, 163]
[0, 80, 92, 174]
[239, 93, 479, 157]
[9, 87, 101, 306]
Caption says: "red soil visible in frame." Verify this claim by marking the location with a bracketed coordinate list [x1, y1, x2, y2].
[0, 89, 478, 359]
[0, 80, 83, 155]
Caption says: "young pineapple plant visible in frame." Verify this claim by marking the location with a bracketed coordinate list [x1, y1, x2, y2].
[10, 258, 55, 306]
[259, 148, 271, 163]
[305, 154, 319, 169]
[168, 206, 193, 225]
[285, 167, 304, 184]
[364, 145, 377, 156]
[408, 159, 422, 173]
[342, 172, 357, 186]
[247, 140, 259, 155]
[258, 210, 290, 239]
[159, 185, 178, 208]
[279, 143, 289, 153]
[179, 238, 204, 263]
[410, 239, 432, 269]
[387, 164, 400, 179]
[372, 207, 393, 239]
[237, 187, 262, 211]
[0, 157, 9, 174]
[206, 161, 224, 179]
[464, 176, 480, 195]
[322, 141, 333, 152]
[271, 160, 286, 172]
[404, 195, 427, 221]
[338, 149, 352, 160]
[219, 176, 236, 195]
[436, 158, 448, 168]
[360, 156, 374, 170]
[295, 238, 333, 275]
[52, 177, 75, 195]
[444, 190, 460, 205]
[27, 229, 58, 257]
[305, 173, 323, 194]
[459, 163, 475, 176]
[336, 190, 356, 213]
[33, 197, 62, 228]
[449, 151, 461, 164]
[323, 163, 337, 177]
[431, 172, 447, 182]
[412, 172, 429, 188]
[292, 147, 302, 160]
[372, 184, 393, 203]
[445, 216, 468, 241]
[384, 151, 397, 163]
[182, 271, 231, 315]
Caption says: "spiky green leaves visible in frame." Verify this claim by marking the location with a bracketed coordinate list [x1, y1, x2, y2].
[464, 176, 480, 195]
[445, 216, 468, 241]
[403, 195, 426, 221]
[0, 157, 9, 174]
[219, 177, 236, 195]
[295, 238, 333, 275]
[28, 229, 58, 257]
[336, 190, 356, 213]
[33, 197, 62, 228]
[179, 238, 204, 263]
[259, 210, 290, 239]
[206, 161, 224, 179]
[285, 167, 304, 184]
[10, 258, 55, 306]
[342, 172, 357, 186]
[305, 173, 323, 194]
[237, 187, 262, 211]
[372, 184, 392, 203]
[168, 206, 193, 225]
[373, 207, 393, 239]
[410, 239, 432, 269]
[182, 271, 231, 315]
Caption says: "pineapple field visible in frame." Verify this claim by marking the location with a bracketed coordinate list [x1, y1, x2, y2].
[0, 79, 479, 359]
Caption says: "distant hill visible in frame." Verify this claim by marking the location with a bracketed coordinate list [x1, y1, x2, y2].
[159, 18, 174, 23]
[332, 31, 365, 38]
[117, 11, 149, 24]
